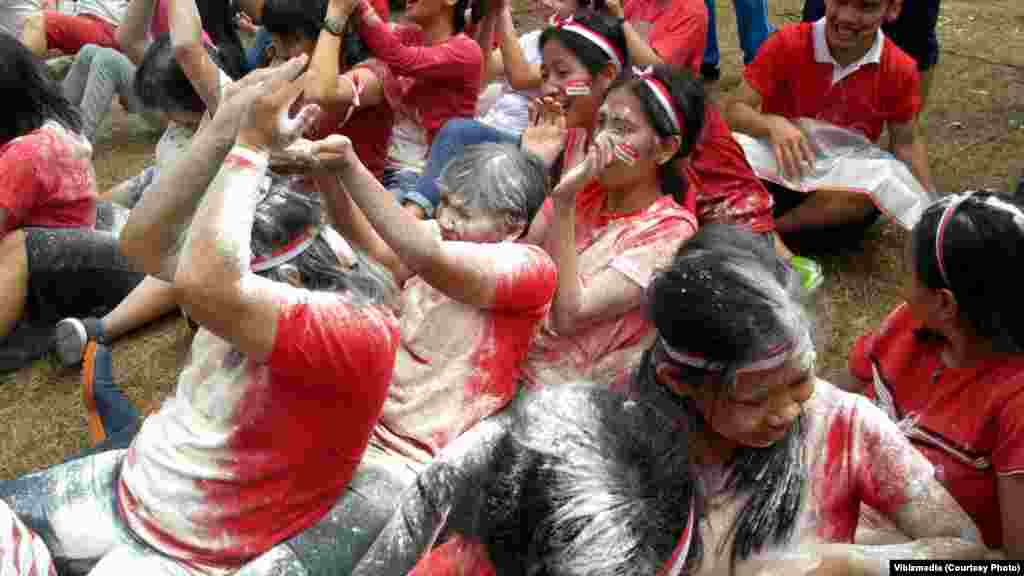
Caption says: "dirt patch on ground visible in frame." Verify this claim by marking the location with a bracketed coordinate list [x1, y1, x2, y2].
[2, 0, 1023, 479]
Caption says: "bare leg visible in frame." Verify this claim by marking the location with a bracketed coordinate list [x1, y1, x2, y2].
[0, 230, 29, 342]
[99, 276, 178, 342]
[774, 189, 876, 235]
[20, 12, 48, 57]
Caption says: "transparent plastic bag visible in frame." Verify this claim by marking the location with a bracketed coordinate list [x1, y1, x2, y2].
[733, 118, 938, 229]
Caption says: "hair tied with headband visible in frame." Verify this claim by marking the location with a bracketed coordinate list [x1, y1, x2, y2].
[251, 224, 320, 272]
[556, 16, 624, 71]
[659, 495, 696, 576]
[632, 65, 683, 134]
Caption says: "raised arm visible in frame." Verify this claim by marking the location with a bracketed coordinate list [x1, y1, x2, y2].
[324, 135, 543, 309]
[173, 57, 320, 360]
[603, 0, 664, 68]
[305, 0, 384, 112]
[352, 415, 509, 576]
[120, 58, 308, 283]
[116, 0, 159, 64]
[354, 0, 482, 80]
[498, 6, 540, 91]
[169, 0, 222, 112]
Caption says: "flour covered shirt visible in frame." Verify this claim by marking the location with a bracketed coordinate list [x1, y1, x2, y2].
[371, 225, 557, 467]
[118, 288, 399, 571]
[524, 182, 697, 388]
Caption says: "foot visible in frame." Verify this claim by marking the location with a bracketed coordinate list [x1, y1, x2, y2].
[82, 341, 110, 446]
[54, 317, 103, 368]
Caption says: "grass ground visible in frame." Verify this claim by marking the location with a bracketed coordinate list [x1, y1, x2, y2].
[1, 0, 1022, 480]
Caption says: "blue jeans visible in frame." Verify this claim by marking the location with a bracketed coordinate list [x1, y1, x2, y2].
[703, 0, 775, 67]
[414, 118, 520, 212]
[243, 27, 273, 74]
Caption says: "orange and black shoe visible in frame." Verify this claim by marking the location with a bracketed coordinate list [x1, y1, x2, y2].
[81, 341, 107, 446]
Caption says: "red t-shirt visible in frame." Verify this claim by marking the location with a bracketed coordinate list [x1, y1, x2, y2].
[684, 104, 775, 233]
[120, 291, 400, 570]
[308, 59, 396, 180]
[359, 22, 482, 147]
[0, 122, 96, 232]
[744, 22, 921, 143]
[623, 0, 707, 74]
[849, 304, 1024, 548]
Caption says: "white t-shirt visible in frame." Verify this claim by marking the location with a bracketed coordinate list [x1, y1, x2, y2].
[63, 0, 129, 26]
[478, 30, 543, 137]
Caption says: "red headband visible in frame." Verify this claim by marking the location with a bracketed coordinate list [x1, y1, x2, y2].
[555, 16, 624, 71]
[250, 224, 320, 272]
[633, 66, 684, 134]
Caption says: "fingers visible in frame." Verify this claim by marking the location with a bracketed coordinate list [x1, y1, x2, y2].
[266, 62, 312, 109]
[797, 136, 817, 175]
[279, 102, 321, 141]
[528, 99, 540, 126]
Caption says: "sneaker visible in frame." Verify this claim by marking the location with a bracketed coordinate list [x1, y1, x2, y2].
[790, 256, 825, 294]
[82, 341, 107, 446]
[54, 317, 103, 368]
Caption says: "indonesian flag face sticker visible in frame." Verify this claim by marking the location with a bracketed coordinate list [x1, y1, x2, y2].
[613, 140, 639, 166]
[565, 79, 592, 97]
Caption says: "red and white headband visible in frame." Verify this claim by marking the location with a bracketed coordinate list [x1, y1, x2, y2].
[934, 192, 1024, 287]
[556, 16, 623, 72]
[633, 66, 683, 133]
[659, 495, 696, 576]
[660, 335, 812, 375]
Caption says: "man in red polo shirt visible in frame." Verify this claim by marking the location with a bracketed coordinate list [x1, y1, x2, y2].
[723, 0, 932, 247]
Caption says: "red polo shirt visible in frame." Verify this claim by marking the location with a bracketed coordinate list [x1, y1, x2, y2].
[744, 21, 920, 143]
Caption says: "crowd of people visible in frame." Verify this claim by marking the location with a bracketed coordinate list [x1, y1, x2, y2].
[1, 0, 1021, 572]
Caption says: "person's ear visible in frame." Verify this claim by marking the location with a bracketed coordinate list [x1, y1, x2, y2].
[655, 361, 694, 399]
[503, 214, 527, 241]
[592, 62, 618, 95]
[935, 287, 959, 325]
[654, 134, 681, 165]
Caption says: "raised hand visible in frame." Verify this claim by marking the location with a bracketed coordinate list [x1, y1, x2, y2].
[234, 55, 322, 153]
[551, 129, 615, 202]
[521, 97, 568, 169]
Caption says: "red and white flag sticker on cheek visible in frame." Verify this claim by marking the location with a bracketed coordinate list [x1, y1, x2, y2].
[613, 140, 639, 166]
[565, 79, 592, 96]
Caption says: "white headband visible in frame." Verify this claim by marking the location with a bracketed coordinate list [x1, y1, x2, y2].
[660, 333, 813, 375]
[633, 66, 682, 132]
[558, 20, 623, 71]
[661, 495, 696, 576]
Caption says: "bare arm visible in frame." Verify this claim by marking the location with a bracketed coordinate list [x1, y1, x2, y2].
[306, 0, 356, 107]
[474, 8, 499, 87]
[725, 80, 816, 180]
[115, 0, 159, 64]
[120, 59, 307, 281]
[314, 171, 411, 282]
[889, 119, 934, 193]
[332, 138, 523, 308]
[998, 474, 1024, 559]
[498, 7, 540, 91]
[169, 0, 222, 112]
[622, 20, 664, 67]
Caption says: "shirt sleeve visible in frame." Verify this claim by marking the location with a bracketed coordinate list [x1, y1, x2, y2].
[852, 395, 937, 518]
[0, 135, 46, 232]
[268, 292, 400, 396]
[608, 212, 697, 289]
[742, 26, 789, 103]
[489, 244, 558, 312]
[994, 387, 1024, 475]
[647, 2, 708, 74]
[358, 23, 483, 81]
[0, 500, 56, 576]
[882, 47, 922, 126]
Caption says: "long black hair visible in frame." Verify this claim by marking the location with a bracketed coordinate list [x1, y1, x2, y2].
[0, 32, 82, 143]
[444, 384, 704, 575]
[911, 191, 1024, 353]
[608, 65, 706, 205]
[632, 224, 810, 573]
[197, 0, 245, 78]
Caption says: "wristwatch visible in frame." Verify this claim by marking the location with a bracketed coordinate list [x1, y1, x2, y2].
[323, 15, 345, 36]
